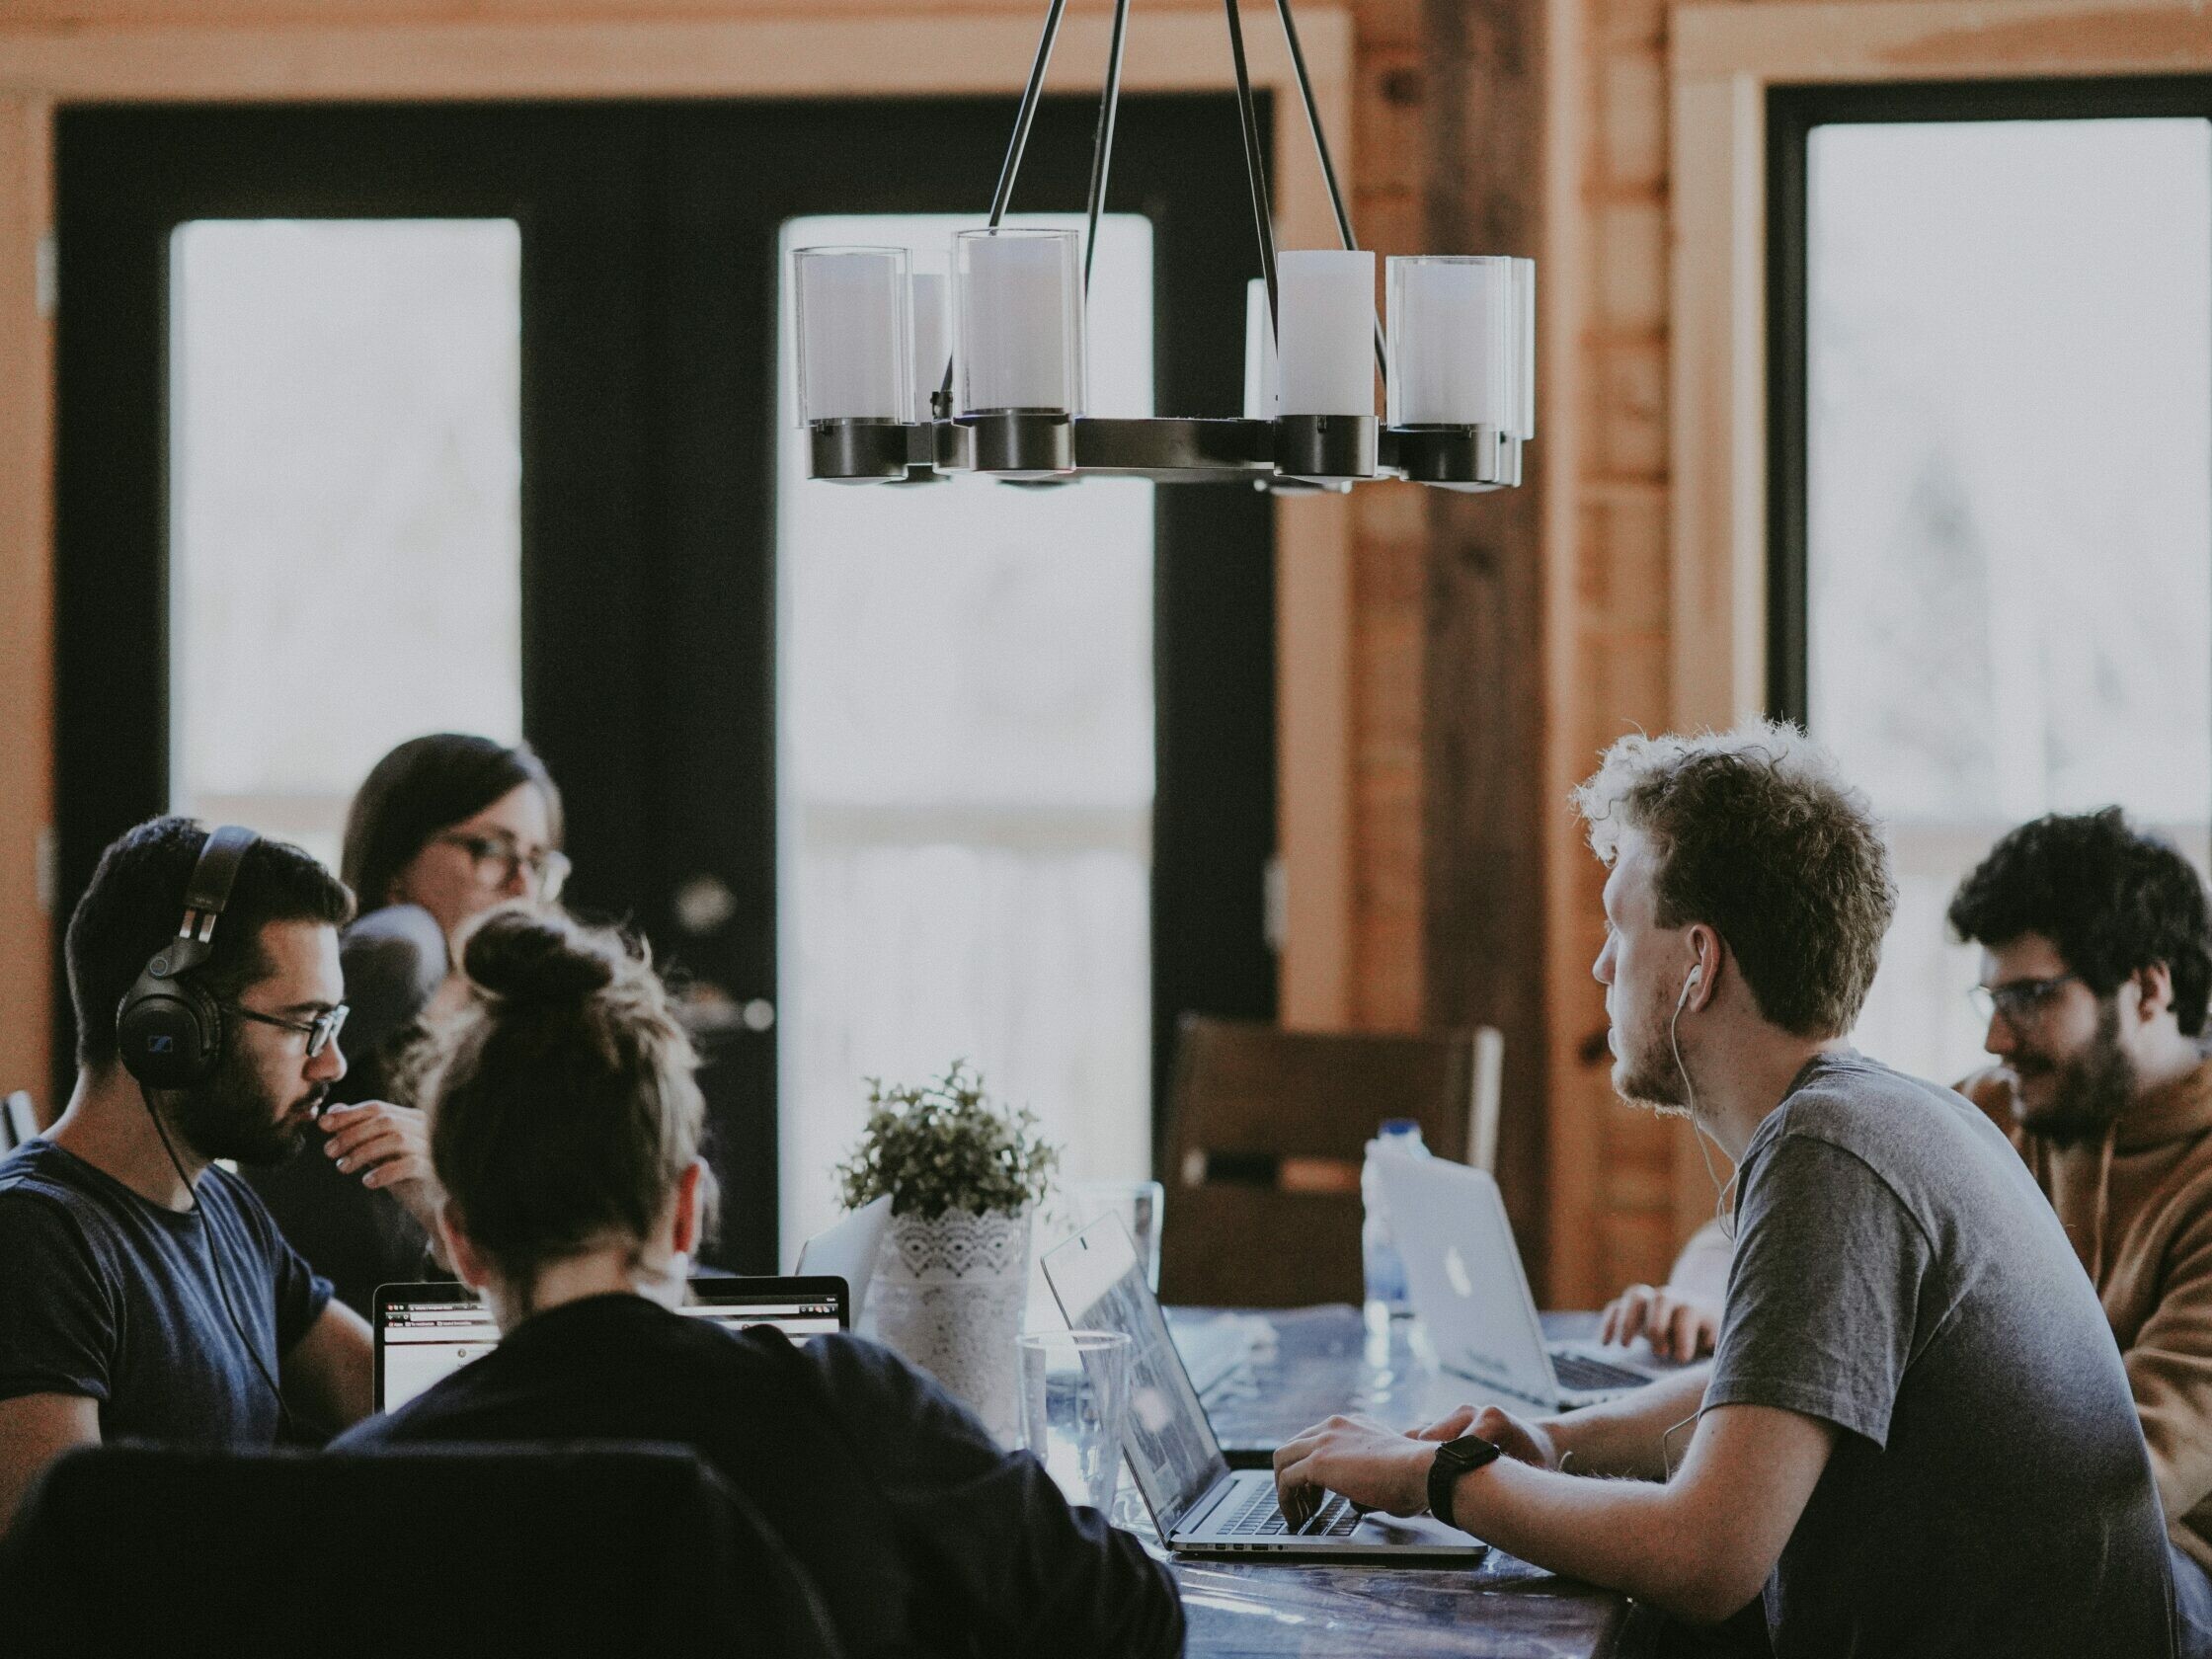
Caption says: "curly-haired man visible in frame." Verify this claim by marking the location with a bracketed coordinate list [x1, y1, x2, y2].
[1949, 808, 2212, 1645]
[1272, 723, 2174, 1657]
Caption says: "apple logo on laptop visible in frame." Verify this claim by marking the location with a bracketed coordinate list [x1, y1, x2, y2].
[1445, 1244, 1474, 1300]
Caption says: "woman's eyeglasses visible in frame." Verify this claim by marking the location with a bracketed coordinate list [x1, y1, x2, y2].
[1968, 973, 2082, 1028]
[434, 831, 572, 900]
[230, 1002, 350, 1059]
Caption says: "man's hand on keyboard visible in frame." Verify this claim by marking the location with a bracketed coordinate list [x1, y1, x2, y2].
[1272, 1414, 1435, 1528]
[1599, 1283, 1719, 1362]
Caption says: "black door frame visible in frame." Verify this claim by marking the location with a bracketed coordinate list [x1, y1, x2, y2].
[1766, 75, 2212, 724]
[54, 94, 1275, 1268]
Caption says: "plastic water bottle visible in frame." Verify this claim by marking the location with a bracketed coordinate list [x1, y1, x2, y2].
[1361, 1118, 1429, 1318]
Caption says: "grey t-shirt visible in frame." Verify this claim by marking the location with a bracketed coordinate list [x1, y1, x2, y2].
[1706, 1051, 2173, 1658]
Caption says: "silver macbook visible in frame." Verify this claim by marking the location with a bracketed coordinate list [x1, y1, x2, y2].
[1377, 1155, 1665, 1411]
[794, 1194, 893, 1322]
[372, 1276, 848, 1411]
[1043, 1216, 1486, 1560]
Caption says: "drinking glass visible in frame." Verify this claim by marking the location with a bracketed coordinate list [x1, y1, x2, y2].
[1016, 1329, 1132, 1513]
[1073, 1179, 1165, 1292]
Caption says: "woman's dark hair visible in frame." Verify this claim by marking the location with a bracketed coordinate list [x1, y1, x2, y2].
[410, 908, 715, 1298]
[341, 734, 564, 913]
[1948, 808, 2212, 1037]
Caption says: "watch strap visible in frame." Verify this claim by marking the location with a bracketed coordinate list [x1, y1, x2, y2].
[1427, 1434, 1502, 1526]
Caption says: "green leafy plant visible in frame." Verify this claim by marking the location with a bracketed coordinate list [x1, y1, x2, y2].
[835, 1061, 1060, 1223]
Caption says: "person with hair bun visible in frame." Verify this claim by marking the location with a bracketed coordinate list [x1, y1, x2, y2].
[248, 734, 568, 1317]
[335, 908, 1182, 1659]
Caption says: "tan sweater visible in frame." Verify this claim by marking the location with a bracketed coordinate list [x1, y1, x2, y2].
[1964, 1058, 2212, 1570]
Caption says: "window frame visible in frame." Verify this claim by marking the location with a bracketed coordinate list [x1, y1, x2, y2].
[1766, 74, 2212, 724]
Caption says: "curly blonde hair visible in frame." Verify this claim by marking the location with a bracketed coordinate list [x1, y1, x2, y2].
[1571, 720, 1896, 1038]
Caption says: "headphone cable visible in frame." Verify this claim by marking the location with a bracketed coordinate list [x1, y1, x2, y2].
[138, 1085, 301, 1442]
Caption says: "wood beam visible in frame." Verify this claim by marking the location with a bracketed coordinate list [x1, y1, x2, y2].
[1421, 0, 1554, 1294]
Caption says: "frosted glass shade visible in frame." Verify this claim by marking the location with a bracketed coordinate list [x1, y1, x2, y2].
[1276, 250, 1376, 418]
[910, 272, 949, 423]
[953, 228, 1086, 416]
[1385, 254, 1520, 429]
[793, 246, 912, 425]
[1242, 277, 1279, 421]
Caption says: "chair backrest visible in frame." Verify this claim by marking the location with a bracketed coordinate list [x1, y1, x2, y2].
[0, 1091, 36, 1153]
[0, 1442, 844, 1658]
[1159, 1015, 1499, 1307]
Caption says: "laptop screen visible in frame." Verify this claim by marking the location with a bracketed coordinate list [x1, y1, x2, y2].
[1042, 1217, 1227, 1535]
[374, 1277, 848, 1411]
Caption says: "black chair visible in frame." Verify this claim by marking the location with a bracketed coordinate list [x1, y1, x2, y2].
[0, 1441, 844, 1657]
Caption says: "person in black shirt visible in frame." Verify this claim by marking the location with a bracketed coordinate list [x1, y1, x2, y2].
[0, 819, 426, 1535]
[248, 734, 569, 1316]
[336, 908, 1181, 1658]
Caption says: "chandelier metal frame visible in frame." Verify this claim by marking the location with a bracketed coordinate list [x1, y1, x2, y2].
[803, 0, 1528, 492]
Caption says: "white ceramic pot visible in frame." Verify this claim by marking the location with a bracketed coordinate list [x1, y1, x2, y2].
[866, 1205, 1033, 1443]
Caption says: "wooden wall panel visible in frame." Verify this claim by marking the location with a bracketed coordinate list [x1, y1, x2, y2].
[0, 100, 53, 1112]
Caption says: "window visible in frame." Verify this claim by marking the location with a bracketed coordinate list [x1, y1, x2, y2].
[1785, 109, 2212, 1084]
[169, 219, 523, 871]
[775, 213, 1157, 1262]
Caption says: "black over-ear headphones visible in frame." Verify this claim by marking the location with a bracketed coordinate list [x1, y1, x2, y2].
[117, 825, 260, 1089]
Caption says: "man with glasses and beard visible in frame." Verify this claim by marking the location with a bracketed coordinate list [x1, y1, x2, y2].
[1949, 808, 2212, 1645]
[0, 818, 423, 1538]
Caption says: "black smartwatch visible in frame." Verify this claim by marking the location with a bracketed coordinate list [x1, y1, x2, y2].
[1427, 1434, 1503, 1527]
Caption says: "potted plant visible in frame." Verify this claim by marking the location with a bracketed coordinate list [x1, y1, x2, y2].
[835, 1062, 1058, 1441]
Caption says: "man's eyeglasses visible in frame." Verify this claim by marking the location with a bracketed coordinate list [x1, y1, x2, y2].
[433, 832, 571, 900]
[1968, 973, 2083, 1028]
[230, 1002, 350, 1059]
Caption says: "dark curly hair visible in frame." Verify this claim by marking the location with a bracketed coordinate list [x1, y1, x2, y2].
[1572, 721, 1897, 1038]
[1947, 808, 2212, 1037]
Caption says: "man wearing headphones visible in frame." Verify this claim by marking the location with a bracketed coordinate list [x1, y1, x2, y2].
[0, 818, 422, 1536]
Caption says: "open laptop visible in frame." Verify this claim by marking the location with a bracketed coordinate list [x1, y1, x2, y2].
[1377, 1155, 1666, 1411]
[1043, 1216, 1486, 1560]
[793, 1194, 893, 1322]
[373, 1276, 849, 1411]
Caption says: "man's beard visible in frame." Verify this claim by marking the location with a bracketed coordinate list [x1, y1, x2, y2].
[2014, 1000, 2136, 1146]
[1613, 997, 1693, 1120]
[166, 1041, 325, 1167]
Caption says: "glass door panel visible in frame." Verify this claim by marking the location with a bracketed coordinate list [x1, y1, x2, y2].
[776, 212, 1156, 1262]
[168, 218, 523, 871]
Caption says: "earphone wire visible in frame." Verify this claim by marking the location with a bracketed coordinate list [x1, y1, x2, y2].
[138, 1083, 299, 1440]
[1671, 968, 1741, 1243]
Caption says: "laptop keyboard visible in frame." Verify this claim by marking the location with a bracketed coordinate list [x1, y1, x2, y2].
[1216, 1483, 1361, 1540]
[1550, 1350, 1650, 1392]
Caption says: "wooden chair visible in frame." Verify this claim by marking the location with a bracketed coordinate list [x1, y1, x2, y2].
[1158, 1015, 1503, 1308]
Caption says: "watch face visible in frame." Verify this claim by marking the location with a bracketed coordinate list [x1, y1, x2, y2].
[1445, 1434, 1501, 1468]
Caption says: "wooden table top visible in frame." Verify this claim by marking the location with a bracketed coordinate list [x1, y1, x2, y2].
[1153, 1305, 1659, 1659]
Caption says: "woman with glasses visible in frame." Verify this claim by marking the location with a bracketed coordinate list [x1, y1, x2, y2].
[247, 734, 568, 1317]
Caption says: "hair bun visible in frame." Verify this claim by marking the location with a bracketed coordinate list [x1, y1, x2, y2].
[463, 908, 617, 1004]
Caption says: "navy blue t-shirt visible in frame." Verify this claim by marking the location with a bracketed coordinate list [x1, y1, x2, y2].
[0, 1139, 332, 1447]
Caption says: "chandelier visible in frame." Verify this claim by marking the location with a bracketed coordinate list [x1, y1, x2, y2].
[791, 0, 1535, 491]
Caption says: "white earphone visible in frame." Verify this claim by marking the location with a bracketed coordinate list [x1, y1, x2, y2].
[1672, 953, 1740, 1238]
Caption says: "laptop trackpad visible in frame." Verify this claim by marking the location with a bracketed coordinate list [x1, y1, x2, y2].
[1351, 1510, 1485, 1548]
